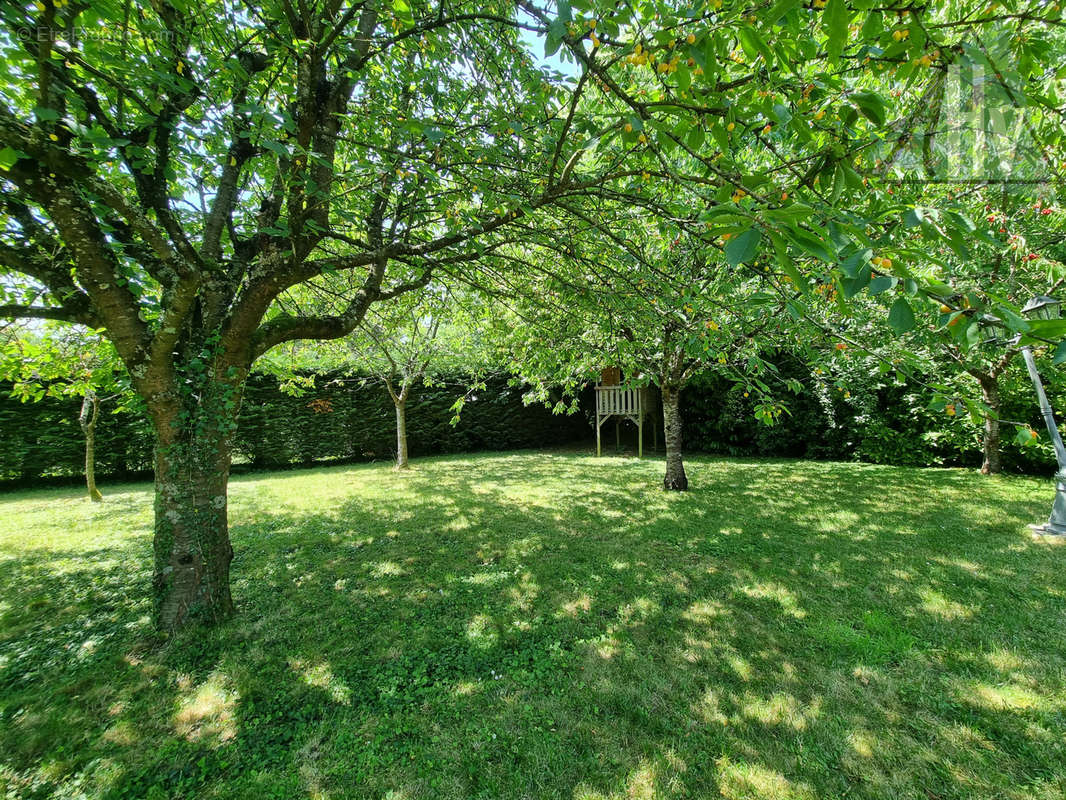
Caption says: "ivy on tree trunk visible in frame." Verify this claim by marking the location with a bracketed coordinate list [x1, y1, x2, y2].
[150, 368, 243, 628]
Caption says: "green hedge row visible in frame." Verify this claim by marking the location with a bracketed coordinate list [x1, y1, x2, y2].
[0, 373, 590, 484]
[235, 373, 590, 467]
[0, 391, 154, 482]
[679, 356, 1058, 474]
[2, 359, 1059, 484]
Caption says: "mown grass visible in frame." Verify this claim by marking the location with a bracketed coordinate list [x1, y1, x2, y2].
[1, 451, 1065, 799]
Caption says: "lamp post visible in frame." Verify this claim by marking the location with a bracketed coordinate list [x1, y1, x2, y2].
[1020, 295, 1066, 535]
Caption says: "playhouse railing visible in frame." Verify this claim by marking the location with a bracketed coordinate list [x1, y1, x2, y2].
[594, 385, 656, 458]
[595, 385, 641, 416]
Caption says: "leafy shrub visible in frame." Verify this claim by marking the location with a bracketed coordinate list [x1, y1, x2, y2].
[681, 352, 1060, 474]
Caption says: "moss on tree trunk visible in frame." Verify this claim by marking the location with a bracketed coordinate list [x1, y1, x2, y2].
[152, 442, 234, 629]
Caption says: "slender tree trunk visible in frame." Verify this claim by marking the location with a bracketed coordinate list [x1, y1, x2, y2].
[395, 393, 409, 469]
[978, 375, 1002, 475]
[150, 376, 242, 630]
[385, 378, 412, 470]
[78, 391, 103, 502]
[661, 384, 688, 491]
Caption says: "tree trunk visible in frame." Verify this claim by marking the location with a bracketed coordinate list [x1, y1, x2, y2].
[150, 378, 241, 630]
[978, 375, 1002, 475]
[661, 385, 688, 491]
[395, 394, 409, 469]
[78, 392, 103, 502]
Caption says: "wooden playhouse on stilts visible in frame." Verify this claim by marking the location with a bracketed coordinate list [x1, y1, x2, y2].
[594, 367, 657, 457]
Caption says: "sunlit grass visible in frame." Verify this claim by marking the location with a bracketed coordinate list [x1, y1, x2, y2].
[1, 451, 1065, 798]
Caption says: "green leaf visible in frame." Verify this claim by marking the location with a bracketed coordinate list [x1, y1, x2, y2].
[767, 0, 801, 24]
[840, 250, 867, 278]
[831, 164, 845, 203]
[843, 264, 871, 299]
[944, 210, 976, 234]
[823, 0, 850, 63]
[1026, 319, 1066, 340]
[903, 207, 925, 228]
[676, 65, 691, 93]
[850, 91, 887, 126]
[789, 227, 833, 262]
[739, 26, 775, 66]
[711, 123, 730, 153]
[392, 0, 414, 23]
[924, 280, 954, 297]
[725, 229, 762, 267]
[887, 297, 915, 334]
[0, 147, 21, 171]
[789, 112, 812, 143]
[261, 138, 289, 156]
[1054, 341, 1066, 365]
[545, 18, 566, 57]
[771, 232, 806, 294]
[869, 276, 894, 295]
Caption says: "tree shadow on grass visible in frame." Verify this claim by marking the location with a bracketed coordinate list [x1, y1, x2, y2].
[1, 453, 1064, 799]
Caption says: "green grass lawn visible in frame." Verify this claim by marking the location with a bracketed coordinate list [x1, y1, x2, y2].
[1, 452, 1065, 800]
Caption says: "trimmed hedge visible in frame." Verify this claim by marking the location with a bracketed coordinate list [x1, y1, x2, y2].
[3, 358, 1059, 485]
[680, 356, 1058, 474]
[0, 372, 590, 484]
[0, 391, 154, 482]
[234, 373, 590, 467]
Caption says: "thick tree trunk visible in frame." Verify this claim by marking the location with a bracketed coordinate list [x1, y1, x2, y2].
[78, 392, 103, 502]
[979, 375, 1002, 475]
[152, 433, 235, 629]
[661, 385, 688, 491]
[150, 379, 241, 630]
[395, 395, 409, 469]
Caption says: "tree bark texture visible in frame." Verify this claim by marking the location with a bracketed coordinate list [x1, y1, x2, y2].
[150, 373, 243, 630]
[979, 375, 1002, 475]
[395, 393, 409, 469]
[661, 385, 688, 491]
[78, 391, 103, 502]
